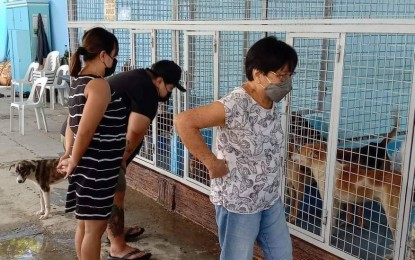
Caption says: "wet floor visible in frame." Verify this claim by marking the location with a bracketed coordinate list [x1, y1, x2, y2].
[0, 166, 220, 260]
[0, 224, 75, 260]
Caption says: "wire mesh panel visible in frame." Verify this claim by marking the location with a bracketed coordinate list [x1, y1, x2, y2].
[128, 31, 154, 163]
[113, 29, 131, 73]
[132, 32, 152, 69]
[156, 30, 174, 61]
[67, 1, 415, 257]
[153, 29, 176, 173]
[182, 33, 216, 187]
[68, 0, 415, 22]
[115, 0, 172, 21]
[328, 33, 415, 260]
[218, 32, 245, 98]
[156, 102, 174, 171]
[68, 0, 173, 21]
[67, 28, 84, 55]
[177, 0, 251, 21]
[285, 36, 337, 240]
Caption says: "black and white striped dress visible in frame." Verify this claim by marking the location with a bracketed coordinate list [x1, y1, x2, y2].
[65, 75, 127, 220]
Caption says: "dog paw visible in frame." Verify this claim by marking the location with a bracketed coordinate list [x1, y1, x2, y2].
[36, 210, 45, 215]
[383, 253, 393, 260]
[39, 214, 49, 220]
[286, 215, 297, 224]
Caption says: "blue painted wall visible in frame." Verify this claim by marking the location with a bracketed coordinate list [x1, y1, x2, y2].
[1, 0, 68, 61]
[49, 0, 68, 55]
[0, 0, 7, 61]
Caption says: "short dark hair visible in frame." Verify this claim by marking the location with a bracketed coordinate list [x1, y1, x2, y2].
[245, 36, 298, 81]
[150, 60, 185, 92]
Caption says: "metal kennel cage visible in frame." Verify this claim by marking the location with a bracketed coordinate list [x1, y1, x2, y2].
[67, 0, 415, 259]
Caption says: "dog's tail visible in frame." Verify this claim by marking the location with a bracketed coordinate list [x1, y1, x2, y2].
[380, 109, 399, 147]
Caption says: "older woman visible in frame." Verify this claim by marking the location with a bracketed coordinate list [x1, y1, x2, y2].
[175, 36, 298, 260]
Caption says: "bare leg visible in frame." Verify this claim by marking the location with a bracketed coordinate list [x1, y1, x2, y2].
[108, 191, 149, 259]
[81, 219, 107, 260]
[75, 220, 85, 260]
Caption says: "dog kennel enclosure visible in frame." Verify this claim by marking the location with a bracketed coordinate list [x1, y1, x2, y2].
[67, 1, 415, 259]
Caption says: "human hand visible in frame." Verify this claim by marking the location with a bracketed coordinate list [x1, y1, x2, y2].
[59, 153, 70, 164]
[207, 158, 228, 179]
[121, 160, 127, 171]
[57, 157, 77, 179]
[57, 154, 69, 175]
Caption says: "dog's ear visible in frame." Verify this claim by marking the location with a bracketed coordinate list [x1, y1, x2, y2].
[9, 163, 15, 171]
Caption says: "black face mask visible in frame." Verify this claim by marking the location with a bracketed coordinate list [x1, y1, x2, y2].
[158, 91, 172, 102]
[104, 58, 117, 77]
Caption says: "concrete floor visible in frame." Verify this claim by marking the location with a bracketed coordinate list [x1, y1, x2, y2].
[0, 86, 340, 260]
[0, 86, 220, 260]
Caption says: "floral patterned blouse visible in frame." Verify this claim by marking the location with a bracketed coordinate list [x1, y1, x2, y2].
[211, 86, 285, 214]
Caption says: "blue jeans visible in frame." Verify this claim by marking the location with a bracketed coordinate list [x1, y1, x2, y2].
[215, 199, 292, 260]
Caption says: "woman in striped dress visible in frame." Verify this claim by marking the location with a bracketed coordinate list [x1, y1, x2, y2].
[58, 27, 127, 260]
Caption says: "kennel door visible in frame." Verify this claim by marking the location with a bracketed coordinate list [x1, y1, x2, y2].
[180, 31, 219, 190]
[130, 30, 157, 165]
[284, 33, 346, 243]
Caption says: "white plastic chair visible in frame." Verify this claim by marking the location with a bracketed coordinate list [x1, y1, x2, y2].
[10, 77, 48, 135]
[11, 62, 39, 102]
[32, 51, 60, 85]
[46, 65, 69, 109]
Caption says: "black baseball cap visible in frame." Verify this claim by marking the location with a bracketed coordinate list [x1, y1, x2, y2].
[150, 60, 186, 92]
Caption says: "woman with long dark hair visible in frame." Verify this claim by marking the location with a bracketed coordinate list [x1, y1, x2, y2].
[58, 27, 127, 260]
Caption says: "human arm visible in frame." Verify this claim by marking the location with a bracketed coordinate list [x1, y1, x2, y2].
[174, 101, 228, 179]
[121, 112, 151, 170]
[57, 117, 74, 175]
[63, 116, 74, 157]
[59, 78, 111, 178]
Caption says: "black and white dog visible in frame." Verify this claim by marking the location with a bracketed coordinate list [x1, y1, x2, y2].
[10, 159, 64, 219]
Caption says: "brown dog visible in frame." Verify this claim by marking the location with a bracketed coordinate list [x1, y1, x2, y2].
[292, 143, 401, 251]
[286, 112, 398, 226]
[285, 113, 326, 224]
[10, 159, 64, 219]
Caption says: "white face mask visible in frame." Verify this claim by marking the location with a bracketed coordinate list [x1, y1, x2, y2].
[262, 76, 293, 102]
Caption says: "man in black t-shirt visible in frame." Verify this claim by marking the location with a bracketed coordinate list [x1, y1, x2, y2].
[106, 60, 185, 259]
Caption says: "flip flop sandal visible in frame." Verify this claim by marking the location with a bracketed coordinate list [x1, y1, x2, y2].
[125, 226, 145, 241]
[106, 226, 145, 244]
[108, 248, 152, 260]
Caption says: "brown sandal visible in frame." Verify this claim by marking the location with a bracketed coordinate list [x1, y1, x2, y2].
[107, 248, 152, 260]
[106, 226, 145, 244]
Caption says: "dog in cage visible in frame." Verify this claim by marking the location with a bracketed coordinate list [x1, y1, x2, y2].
[285, 112, 326, 224]
[335, 111, 399, 227]
[286, 111, 399, 228]
[292, 143, 401, 257]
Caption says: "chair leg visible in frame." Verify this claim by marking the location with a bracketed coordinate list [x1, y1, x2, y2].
[40, 107, 48, 132]
[11, 84, 15, 103]
[50, 87, 55, 110]
[57, 89, 65, 106]
[35, 108, 42, 130]
[20, 108, 24, 135]
[10, 106, 13, 132]
[19, 83, 23, 102]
